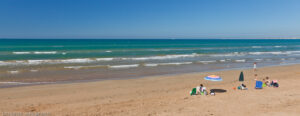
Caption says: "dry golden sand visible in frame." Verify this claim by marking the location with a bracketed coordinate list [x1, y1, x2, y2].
[0, 64, 300, 116]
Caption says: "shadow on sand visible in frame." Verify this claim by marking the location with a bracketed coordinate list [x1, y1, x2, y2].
[210, 89, 227, 93]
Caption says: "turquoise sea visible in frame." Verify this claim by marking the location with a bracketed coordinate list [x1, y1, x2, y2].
[1, 39, 300, 87]
[1, 39, 300, 61]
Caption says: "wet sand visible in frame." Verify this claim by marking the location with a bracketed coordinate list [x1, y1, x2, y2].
[0, 64, 300, 116]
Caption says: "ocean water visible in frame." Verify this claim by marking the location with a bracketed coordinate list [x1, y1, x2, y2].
[1, 39, 300, 86]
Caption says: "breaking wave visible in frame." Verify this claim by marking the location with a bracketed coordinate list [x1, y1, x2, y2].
[144, 62, 193, 67]
[108, 64, 140, 69]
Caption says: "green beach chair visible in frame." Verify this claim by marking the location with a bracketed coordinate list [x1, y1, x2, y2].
[190, 88, 197, 96]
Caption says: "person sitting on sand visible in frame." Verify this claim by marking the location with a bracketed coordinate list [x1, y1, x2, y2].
[197, 84, 207, 95]
[271, 80, 279, 88]
[196, 84, 202, 95]
[265, 77, 271, 86]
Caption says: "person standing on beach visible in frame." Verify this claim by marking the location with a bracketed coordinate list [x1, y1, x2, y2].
[254, 62, 258, 80]
[253, 62, 257, 71]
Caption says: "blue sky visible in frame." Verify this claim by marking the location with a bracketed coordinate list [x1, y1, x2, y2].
[0, 0, 300, 39]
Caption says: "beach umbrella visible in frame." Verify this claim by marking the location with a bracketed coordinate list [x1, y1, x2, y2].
[204, 75, 222, 81]
[239, 71, 244, 82]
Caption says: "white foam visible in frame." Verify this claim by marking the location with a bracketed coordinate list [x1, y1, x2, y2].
[62, 52, 67, 55]
[60, 58, 94, 63]
[235, 59, 246, 62]
[287, 51, 300, 53]
[219, 60, 226, 62]
[0, 82, 30, 84]
[0, 61, 10, 66]
[248, 52, 266, 55]
[210, 52, 246, 57]
[252, 46, 262, 48]
[64, 65, 106, 69]
[248, 51, 289, 55]
[60, 58, 114, 64]
[255, 59, 263, 61]
[144, 64, 159, 67]
[198, 60, 216, 64]
[108, 64, 139, 69]
[28, 60, 51, 65]
[12, 52, 31, 54]
[30, 70, 38, 72]
[8, 70, 19, 74]
[34, 51, 57, 54]
[64, 66, 83, 69]
[144, 62, 193, 67]
[147, 48, 198, 52]
[105, 51, 112, 53]
[270, 52, 288, 55]
[274, 46, 286, 48]
[122, 53, 200, 61]
[248, 51, 300, 55]
[0, 81, 54, 85]
[0, 58, 115, 67]
[95, 58, 114, 61]
[159, 62, 193, 66]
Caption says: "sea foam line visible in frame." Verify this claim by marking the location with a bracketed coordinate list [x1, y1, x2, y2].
[121, 53, 201, 60]
[13, 51, 60, 55]
[235, 59, 246, 62]
[198, 60, 216, 64]
[12, 52, 31, 54]
[247, 51, 300, 55]
[34, 51, 57, 54]
[64, 65, 106, 69]
[108, 64, 140, 69]
[0, 81, 55, 85]
[144, 62, 193, 67]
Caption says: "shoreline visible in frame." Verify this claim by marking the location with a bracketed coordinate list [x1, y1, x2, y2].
[0, 62, 299, 88]
[0, 64, 300, 115]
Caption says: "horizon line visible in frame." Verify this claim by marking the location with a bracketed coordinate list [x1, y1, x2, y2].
[1, 38, 300, 40]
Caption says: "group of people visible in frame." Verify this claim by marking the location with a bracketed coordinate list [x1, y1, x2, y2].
[239, 76, 279, 90]
[254, 63, 279, 88]
[190, 76, 280, 96]
[190, 63, 280, 96]
[262, 76, 279, 88]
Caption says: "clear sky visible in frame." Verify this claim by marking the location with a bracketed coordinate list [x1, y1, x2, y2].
[0, 0, 300, 39]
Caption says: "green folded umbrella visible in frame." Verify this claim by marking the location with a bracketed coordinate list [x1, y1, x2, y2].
[239, 71, 244, 82]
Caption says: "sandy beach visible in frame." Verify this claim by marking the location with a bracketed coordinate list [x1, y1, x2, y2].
[0, 64, 299, 116]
